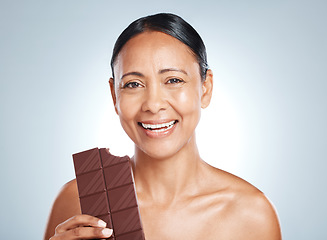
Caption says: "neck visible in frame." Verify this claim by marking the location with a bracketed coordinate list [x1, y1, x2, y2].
[132, 134, 202, 205]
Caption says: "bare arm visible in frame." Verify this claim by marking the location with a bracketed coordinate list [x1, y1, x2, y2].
[44, 180, 81, 239]
[43, 180, 112, 240]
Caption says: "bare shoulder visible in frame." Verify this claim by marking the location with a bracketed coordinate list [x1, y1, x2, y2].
[43, 179, 81, 240]
[232, 188, 282, 240]
[203, 165, 282, 239]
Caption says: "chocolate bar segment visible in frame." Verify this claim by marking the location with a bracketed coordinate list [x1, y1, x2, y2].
[111, 207, 143, 236]
[73, 148, 145, 240]
[79, 192, 110, 217]
[76, 170, 105, 197]
[73, 148, 102, 175]
[100, 148, 128, 167]
[108, 184, 138, 212]
[104, 161, 133, 189]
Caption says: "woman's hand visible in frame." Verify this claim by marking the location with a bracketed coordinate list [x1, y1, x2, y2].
[44, 180, 113, 240]
[49, 214, 113, 240]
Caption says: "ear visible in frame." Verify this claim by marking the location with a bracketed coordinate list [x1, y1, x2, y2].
[201, 69, 213, 109]
[109, 78, 118, 114]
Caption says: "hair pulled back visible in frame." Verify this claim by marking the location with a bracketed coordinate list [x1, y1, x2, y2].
[110, 13, 209, 81]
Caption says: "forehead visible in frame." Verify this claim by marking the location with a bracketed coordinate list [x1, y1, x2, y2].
[113, 31, 199, 78]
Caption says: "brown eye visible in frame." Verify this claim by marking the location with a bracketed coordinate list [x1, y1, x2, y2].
[124, 82, 142, 88]
[166, 78, 184, 84]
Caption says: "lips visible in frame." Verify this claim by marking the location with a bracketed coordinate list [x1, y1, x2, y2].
[138, 120, 178, 133]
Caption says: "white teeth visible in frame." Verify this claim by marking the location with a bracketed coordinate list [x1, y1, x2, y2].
[141, 120, 176, 131]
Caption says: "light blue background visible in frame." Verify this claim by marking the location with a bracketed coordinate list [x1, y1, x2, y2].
[1, 0, 326, 239]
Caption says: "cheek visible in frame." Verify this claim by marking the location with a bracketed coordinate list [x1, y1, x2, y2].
[116, 94, 140, 128]
[172, 86, 202, 120]
[115, 94, 142, 144]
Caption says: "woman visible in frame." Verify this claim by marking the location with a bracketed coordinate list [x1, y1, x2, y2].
[44, 13, 282, 240]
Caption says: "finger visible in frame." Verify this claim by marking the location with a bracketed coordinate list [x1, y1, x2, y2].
[55, 215, 107, 234]
[66, 226, 113, 239]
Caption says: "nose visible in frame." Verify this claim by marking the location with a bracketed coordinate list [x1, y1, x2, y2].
[141, 83, 168, 113]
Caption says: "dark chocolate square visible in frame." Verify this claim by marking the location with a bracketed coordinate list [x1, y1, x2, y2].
[76, 169, 106, 197]
[100, 148, 128, 167]
[108, 184, 137, 212]
[79, 192, 109, 216]
[112, 207, 142, 236]
[103, 162, 133, 189]
[73, 148, 101, 175]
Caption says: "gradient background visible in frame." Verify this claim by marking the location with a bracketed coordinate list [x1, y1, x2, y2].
[1, 0, 326, 239]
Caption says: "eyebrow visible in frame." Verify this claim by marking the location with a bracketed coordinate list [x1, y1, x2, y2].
[159, 68, 188, 75]
[120, 68, 188, 80]
[121, 71, 144, 80]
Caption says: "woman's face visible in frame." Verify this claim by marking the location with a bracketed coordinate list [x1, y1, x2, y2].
[110, 31, 212, 159]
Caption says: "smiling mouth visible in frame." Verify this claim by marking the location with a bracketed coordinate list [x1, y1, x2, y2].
[138, 120, 178, 133]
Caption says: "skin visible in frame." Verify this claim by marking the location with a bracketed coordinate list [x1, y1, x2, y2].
[44, 31, 282, 240]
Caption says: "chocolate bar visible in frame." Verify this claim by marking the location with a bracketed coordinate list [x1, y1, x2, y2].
[73, 148, 145, 240]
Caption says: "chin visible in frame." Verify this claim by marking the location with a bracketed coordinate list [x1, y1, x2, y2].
[136, 139, 187, 160]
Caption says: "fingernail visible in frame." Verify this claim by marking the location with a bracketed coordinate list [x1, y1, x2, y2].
[102, 228, 113, 237]
[98, 219, 107, 228]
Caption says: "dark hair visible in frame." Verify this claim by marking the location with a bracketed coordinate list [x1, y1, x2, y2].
[110, 13, 209, 81]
